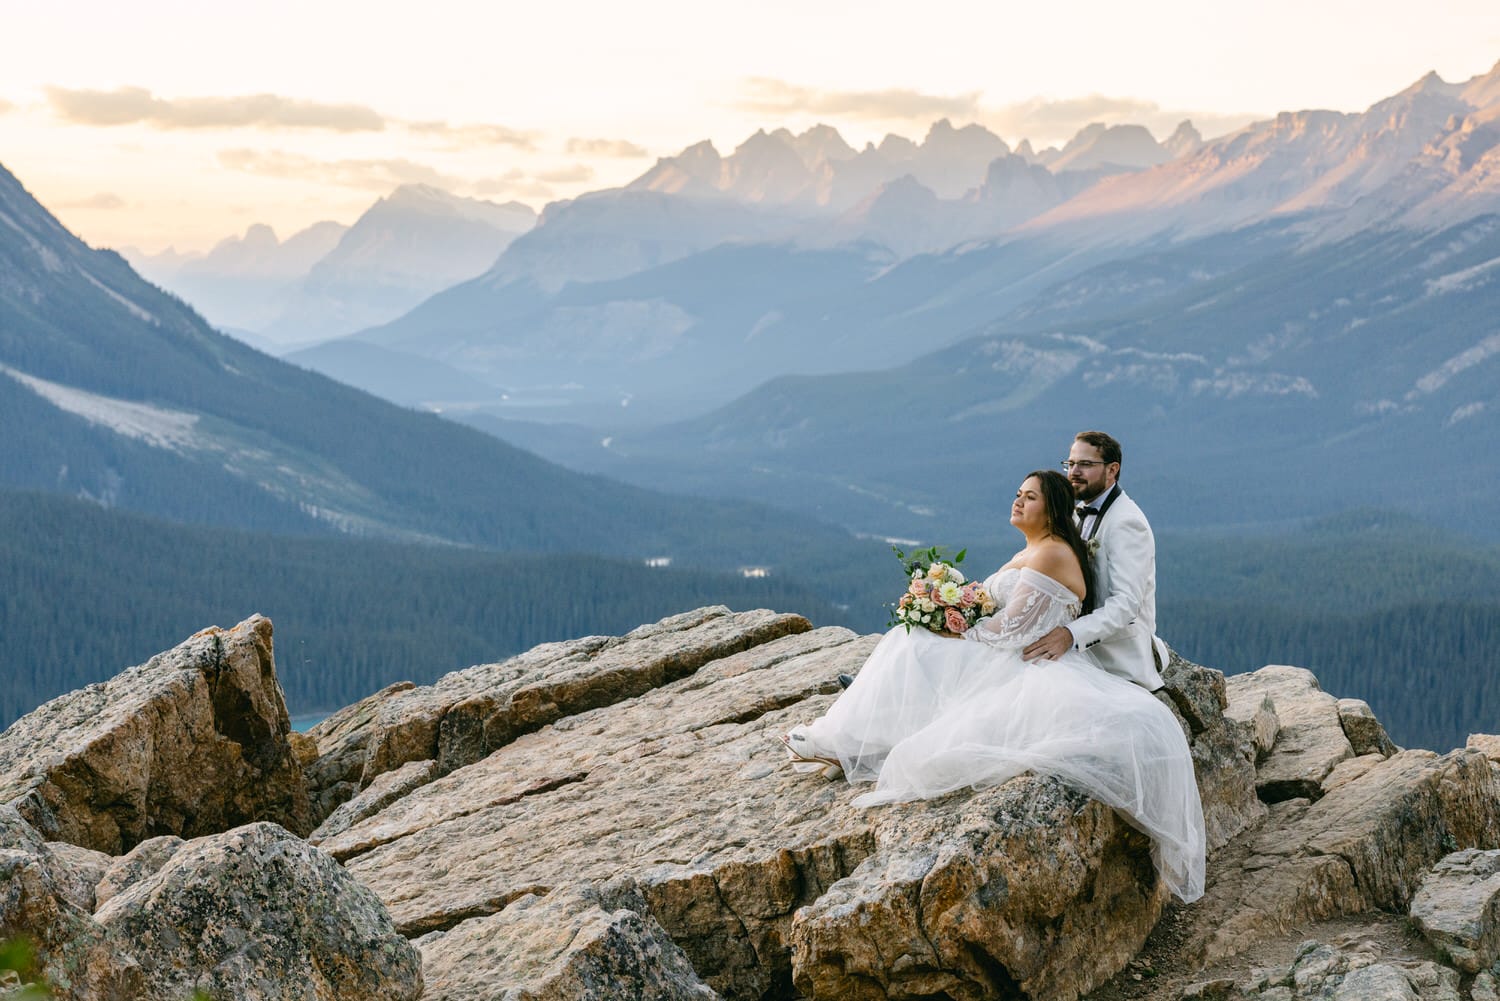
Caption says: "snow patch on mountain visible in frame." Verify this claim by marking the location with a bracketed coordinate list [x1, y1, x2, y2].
[1424, 255, 1500, 295]
[1191, 372, 1317, 398]
[1445, 401, 1487, 426]
[1, 364, 200, 450]
[1409, 332, 1500, 396]
[81, 272, 159, 325]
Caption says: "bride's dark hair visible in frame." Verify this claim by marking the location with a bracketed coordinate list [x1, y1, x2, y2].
[1027, 469, 1096, 614]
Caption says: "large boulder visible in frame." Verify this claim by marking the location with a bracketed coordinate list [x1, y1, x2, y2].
[1408, 848, 1500, 973]
[1222, 939, 1462, 1000]
[0, 806, 144, 999]
[1226, 667, 1354, 803]
[417, 884, 721, 1000]
[0, 616, 310, 853]
[789, 779, 1166, 1001]
[93, 821, 422, 1001]
[1184, 746, 1500, 963]
[302, 607, 811, 822]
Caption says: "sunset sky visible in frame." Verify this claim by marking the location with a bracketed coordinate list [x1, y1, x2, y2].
[4, 0, 1499, 253]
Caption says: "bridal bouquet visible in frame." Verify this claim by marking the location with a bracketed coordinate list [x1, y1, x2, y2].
[889, 546, 997, 636]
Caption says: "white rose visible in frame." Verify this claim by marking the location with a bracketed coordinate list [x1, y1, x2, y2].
[919, 598, 935, 612]
[921, 614, 931, 623]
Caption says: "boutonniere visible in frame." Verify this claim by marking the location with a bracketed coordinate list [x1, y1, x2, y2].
[1085, 537, 1100, 560]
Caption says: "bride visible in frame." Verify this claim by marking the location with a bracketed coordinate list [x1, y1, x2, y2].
[784, 470, 1205, 902]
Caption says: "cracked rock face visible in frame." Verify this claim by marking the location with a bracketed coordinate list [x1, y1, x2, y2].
[1225, 667, 1353, 804]
[0, 805, 145, 999]
[1408, 848, 1500, 972]
[1204, 938, 1462, 1000]
[0, 616, 310, 854]
[303, 607, 811, 824]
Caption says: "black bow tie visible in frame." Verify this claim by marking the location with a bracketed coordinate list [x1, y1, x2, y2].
[1076, 506, 1100, 520]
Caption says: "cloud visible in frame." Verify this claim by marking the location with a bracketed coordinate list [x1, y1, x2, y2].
[536, 164, 594, 184]
[46, 85, 385, 132]
[218, 148, 466, 191]
[474, 170, 556, 201]
[406, 120, 540, 150]
[44, 85, 547, 151]
[737, 77, 981, 122]
[565, 137, 649, 158]
[59, 192, 127, 210]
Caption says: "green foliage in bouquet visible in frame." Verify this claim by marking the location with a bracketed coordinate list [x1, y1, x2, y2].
[888, 545, 993, 635]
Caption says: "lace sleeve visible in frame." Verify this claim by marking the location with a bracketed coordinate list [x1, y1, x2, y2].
[964, 569, 1081, 651]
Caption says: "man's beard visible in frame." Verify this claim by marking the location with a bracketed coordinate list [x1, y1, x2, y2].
[1071, 479, 1103, 501]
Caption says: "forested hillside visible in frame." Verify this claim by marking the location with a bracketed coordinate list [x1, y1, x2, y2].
[0, 490, 870, 726]
[1157, 512, 1500, 753]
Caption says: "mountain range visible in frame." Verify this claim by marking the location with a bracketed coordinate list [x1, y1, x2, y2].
[247, 62, 1496, 451]
[0, 160, 865, 571]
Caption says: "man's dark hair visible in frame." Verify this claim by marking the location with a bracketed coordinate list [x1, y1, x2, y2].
[1074, 430, 1122, 469]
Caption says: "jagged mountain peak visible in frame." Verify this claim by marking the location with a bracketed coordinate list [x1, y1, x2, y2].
[921, 118, 1009, 157]
[677, 139, 722, 161]
[367, 184, 536, 229]
[1164, 120, 1203, 158]
[1049, 122, 1168, 172]
[876, 133, 919, 160]
[1397, 69, 1463, 102]
[216, 222, 280, 252]
[788, 123, 858, 166]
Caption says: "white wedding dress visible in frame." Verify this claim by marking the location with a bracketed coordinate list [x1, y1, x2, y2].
[787, 565, 1205, 902]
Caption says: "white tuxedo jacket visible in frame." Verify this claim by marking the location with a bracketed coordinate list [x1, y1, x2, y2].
[1069, 488, 1168, 690]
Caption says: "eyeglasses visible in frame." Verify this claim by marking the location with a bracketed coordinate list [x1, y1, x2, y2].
[1060, 459, 1108, 471]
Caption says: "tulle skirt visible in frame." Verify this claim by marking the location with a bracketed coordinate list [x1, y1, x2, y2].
[787, 627, 1205, 902]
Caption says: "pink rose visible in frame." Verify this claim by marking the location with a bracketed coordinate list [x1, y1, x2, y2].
[909, 579, 928, 598]
[944, 607, 968, 634]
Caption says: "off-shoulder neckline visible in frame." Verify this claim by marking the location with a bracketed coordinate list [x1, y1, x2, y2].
[992, 564, 1085, 603]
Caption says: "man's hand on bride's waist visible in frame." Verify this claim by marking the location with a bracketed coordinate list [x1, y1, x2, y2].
[1022, 626, 1073, 662]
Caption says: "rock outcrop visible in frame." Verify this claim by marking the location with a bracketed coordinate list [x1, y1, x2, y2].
[1, 808, 420, 1000]
[1225, 667, 1353, 803]
[93, 822, 422, 1000]
[303, 607, 811, 823]
[0, 616, 310, 854]
[1181, 938, 1464, 1000]
[2, 607, 1497, 1001]
[1409, 848, 1500, 973]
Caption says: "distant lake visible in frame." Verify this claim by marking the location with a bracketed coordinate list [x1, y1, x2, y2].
[290, 713, 327, 733]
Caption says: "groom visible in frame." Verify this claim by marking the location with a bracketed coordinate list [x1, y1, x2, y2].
[1022, 430, 1168, 691]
